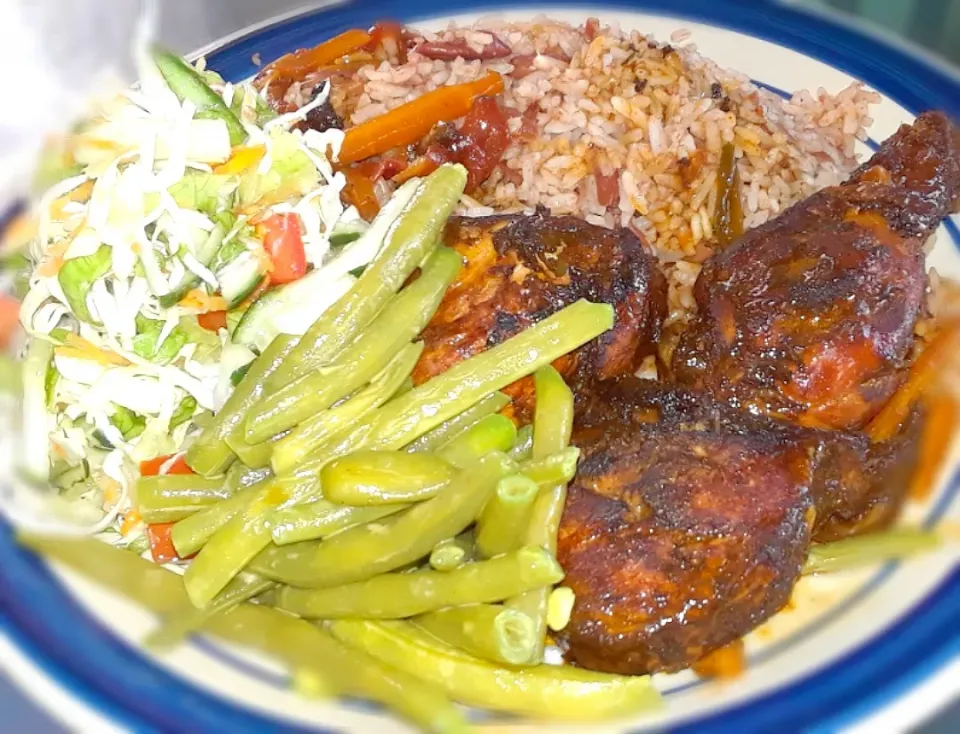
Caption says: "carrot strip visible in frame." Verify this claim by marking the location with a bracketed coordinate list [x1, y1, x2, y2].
[338, 72, 505, 164]
[866, 320, 960, 443]
[56, 333, 130, 367]
[391, 156, 438, 185]
[178, 289, 229, 313]
[262, 29, 372, 82]
[909, 391, 958, 500]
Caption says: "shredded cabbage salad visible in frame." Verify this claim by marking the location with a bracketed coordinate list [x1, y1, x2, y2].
[8, 50, 382, 546]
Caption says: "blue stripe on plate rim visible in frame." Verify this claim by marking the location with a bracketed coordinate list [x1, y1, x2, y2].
[1, 0, 959, 731]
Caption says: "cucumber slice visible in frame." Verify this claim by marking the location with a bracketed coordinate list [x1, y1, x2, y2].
[216, 250, 264, 309]
[160, 224, 226, 308]
[329, 219, 369, 248]
[232, 269, 357, 352]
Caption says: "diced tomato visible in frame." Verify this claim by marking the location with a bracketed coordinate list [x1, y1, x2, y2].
[456, 96, 511, 192]
[197, 310, 228, 332]
[259, 213, 307, 285]
[139, 454, 194, 477]
[146, 523, 179, 564]
[0, 293, 20, 350]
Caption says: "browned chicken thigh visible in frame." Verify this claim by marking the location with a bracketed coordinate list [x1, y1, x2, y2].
[555, 378, 922, 674]
[413, 212, 667, 417]
[672, 111, 960, 430]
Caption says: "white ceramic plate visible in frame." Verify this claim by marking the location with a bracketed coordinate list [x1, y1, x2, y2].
[2, 2, 959, 732]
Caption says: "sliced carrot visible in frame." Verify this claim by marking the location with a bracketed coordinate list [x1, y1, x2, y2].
[0, 294, 20, 350]
[55, 333, 130, 367]
[867, 320, 960, 443]
[909, 391, 958, 500]
[391, 156, 438, 185]
[213, 144, 266, 175]
[178, 289, 229, 313]
[262, 29, 372, 83]
[692, 639, 745, 680]
[139, 454, 194, 477]
[338, 72, 505, 164]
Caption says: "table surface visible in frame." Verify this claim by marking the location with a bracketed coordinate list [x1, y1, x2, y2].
[3, 0, 959, 731]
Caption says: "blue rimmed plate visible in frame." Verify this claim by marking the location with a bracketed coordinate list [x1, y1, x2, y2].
[2, 1, 959, 731]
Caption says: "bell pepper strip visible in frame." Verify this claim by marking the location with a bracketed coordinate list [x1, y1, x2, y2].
[258, 213, 307, 284]
[366, 21, 409, 65]
[259, 29, 372, 86]
[140, 454, 194, 477]
[455, 96, 511, 192]
[341, 163, 385, 221]
[338, 72, 505, 164]
[866, 320, 960, 443]
[147, 523, 179, 564]
[197, 310, 228, 332]
[213, 145, 266, 175]
[392, 157, 438, 185]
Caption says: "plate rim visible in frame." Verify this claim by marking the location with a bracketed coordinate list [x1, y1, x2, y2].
[2, 0, 960, 731]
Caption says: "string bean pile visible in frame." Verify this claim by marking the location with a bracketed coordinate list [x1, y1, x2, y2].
[20, 164, 664, 731]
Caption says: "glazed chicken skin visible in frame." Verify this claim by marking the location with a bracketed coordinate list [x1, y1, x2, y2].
[672, 111, 960, 431]
[413, 211, 667, 417]
[556, 378, 922, 674]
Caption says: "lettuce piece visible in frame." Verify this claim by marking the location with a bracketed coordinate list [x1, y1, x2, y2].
[170, 395, 198, 429]
[238, 128, 319, 208]
[58, 246, 112, 323]
[132, 315, 188, 365]
[44, 360, 59, 407]
[168, 171, 233, 216]
[111, 405, 146, 440]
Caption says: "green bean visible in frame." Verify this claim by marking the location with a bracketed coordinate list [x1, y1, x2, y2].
[414, 604, 536, 666]
[428, 532, 474, 571]
[475, 474, 539, 558]
[186, 334, 298, 476]
[518, 447, 580, 488]
[136, 474, 231, 524]
[265, 165, 467, 391]
[508, 424, 534, 461]
[803, 528, 941, 575]
[256, 452, 510, 588]
[361, 301, 609, 452]
[435, 414, 517, 469]
[330, 619, 662, 720]
[271, 342, 424, 474]
[226, 429, 289, 470]
[227, 462, 272, 490]
[171, 470, 273, 557]
[322, 451, 456, 506]
[182, 473, 316, 606]
[145, 571, 274, 650]
[17, 533, 469, 734]
[404, 392, 511, 453]
[274, 300, 611, 500]
[246, 246, 462, 444]
[151, 47, 246, 145]
[268, 501, 410, 547]
[276, 545, 563, 618]
[508, 365, 575, 662]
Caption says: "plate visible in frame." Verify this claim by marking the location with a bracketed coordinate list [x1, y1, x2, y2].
[2, 1, 960, 732]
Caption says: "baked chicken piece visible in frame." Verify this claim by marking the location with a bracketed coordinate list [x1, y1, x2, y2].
[412, 211, 668, 418]
[672, 111, 960, 431]
[556, 377, 922, 675]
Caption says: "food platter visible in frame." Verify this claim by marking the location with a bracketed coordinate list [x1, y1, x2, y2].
[2, 1, 960, 732]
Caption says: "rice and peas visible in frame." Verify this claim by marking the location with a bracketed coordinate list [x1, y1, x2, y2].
[277, 16, 879, 330]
